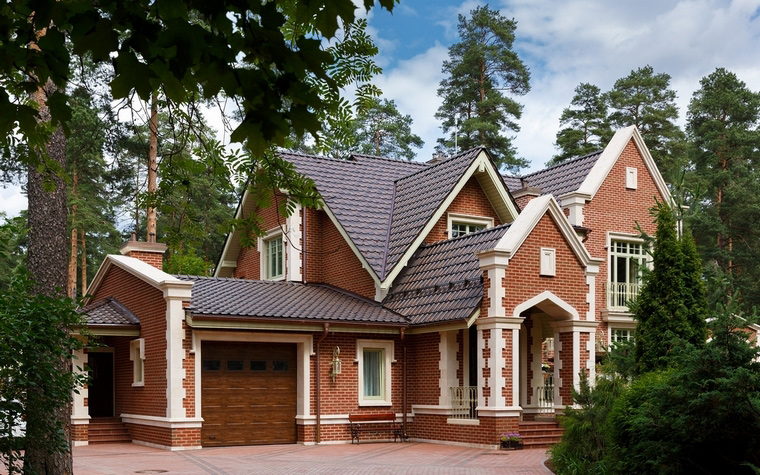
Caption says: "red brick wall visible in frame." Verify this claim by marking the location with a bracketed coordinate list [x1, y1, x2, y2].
[407, 414, 518, 446]
[481, 329, 491, 407]
[502, 213, 588, 316]
[125, 424, 201, 448]
[425, 177, 502, 243]
[501, 330, 513, 405]
[233, 192, 288, 280]
[93, 266, 167, 417]
[514, 195, 538, 210]
[72, 424, 88, 442]
[407, 333, 441, 406]
[302, 209, 376, 299]
[183, 323, 195, 417]
[583, 139, 664, 328]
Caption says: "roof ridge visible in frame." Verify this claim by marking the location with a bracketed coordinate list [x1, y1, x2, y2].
[279, 150, 359, 164]
[394, 146, 483, 184]
[521, 149, 603, 179]
[350, 153, 429, 166]
[418, 222, 512, 250]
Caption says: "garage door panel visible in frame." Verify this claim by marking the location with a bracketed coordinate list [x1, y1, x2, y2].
[201, 342, 297, 446]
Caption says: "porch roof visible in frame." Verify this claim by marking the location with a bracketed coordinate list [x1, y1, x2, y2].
[78, 297, 140, 326]
[179, 276, 408, 325]
[383, 223, 511, 325]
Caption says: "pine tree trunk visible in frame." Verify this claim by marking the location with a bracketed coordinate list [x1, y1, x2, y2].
[147, 92, 158, 242]
[25, 79, 73, 475]
[67, 170, 78, 298]
[80, 228, 87, 296]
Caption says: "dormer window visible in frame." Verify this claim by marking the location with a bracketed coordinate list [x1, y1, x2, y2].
[447, 213, 493, 239]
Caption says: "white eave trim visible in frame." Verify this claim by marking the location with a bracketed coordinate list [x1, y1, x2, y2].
[381, 151, 519, 289]
[214, 187, 250, 277]
[575, 126, 673, 205]
[85, 255, 193, 305]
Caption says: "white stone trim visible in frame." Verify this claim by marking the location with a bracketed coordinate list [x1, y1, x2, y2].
[120, 413, 203, 428]
[540, 248, 556, 277]
[165, 296, 186, 420]
[586, 273, 597, 321]
[474, 407, 523, 418]
[447, 418, 480, 426]
[512, 291, 580, 320]
[411, 405, 452, 416]
[132, 440, 202, 451]
[560, 192, 590, 227]
[130, 338, 145, 386]
[626, 166, 638, 189]
[192, 331, 313, 423]
[286, 204, 303, 281]
[71, 349, 88, 421]
[573, 331, 581, 393]
[511, 328, 519, 407]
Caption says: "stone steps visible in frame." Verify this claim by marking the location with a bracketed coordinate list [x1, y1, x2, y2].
[88, 417, 131, 444]
[518, 420, 563, 449]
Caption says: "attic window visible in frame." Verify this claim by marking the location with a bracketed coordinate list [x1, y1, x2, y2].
[260, 228, 285, 281]
[626, 167, 638, 190]
[447, 213, 493, 239]
[540, 248, 556, 277]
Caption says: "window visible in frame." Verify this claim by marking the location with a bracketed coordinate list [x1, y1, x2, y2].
[540, 248, 556, 276]
[356, 340, 394, 406]
[447, 213, 493, 239]
[611, 329, 634, 343]
[608, 239, 647, 309]
[265, 235, 284, 280]
[130, 339, 145, 386]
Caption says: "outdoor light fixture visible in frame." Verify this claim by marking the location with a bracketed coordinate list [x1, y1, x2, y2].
[330, 346, 342, 382]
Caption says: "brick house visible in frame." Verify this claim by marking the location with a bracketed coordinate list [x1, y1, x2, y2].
[73, 126, 670, 450]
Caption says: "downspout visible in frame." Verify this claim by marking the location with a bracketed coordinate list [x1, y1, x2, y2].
[401, 326, 408, 440]
[315, 323, 329, 443]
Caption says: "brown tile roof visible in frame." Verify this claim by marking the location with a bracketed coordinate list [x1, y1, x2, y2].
[179, 276, 408, 325]
[281, 151, 427, 277]
[79, 297, 140, 326]
[384, 148, 485, 278]
[383, 224, 510, 325]
[503, 151, 602, 198]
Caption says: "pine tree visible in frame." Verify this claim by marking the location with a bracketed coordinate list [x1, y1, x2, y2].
[551, 83, 612, 165]
[353, 99, 423, 160]
[435, 5, 530, 172]
[632, 203, 707, 373]
[606, 65, 686, 176]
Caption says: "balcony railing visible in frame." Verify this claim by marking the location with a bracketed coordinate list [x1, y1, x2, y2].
[450, 386, 478, 420]
[606, 282, 642, 309]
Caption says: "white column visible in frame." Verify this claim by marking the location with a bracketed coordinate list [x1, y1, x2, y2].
[286, 204, 302, 282]
[165, 295, 186, 419]
[438, 331, 459, 406]
[476, 317, 523, 417]
[71, 348, 89, 421]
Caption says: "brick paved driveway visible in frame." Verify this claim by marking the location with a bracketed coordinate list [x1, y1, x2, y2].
[71, 442, 551, 474]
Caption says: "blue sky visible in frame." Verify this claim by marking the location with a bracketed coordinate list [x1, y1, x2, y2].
[362, 0, 760, 170]
[2, 0, 760, 217]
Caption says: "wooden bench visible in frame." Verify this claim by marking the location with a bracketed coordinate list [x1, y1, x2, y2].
[348, 413, 403, 444]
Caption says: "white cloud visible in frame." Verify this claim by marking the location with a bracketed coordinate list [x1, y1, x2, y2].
[0, 185, 26, 218]
[373, 44, 450, 162]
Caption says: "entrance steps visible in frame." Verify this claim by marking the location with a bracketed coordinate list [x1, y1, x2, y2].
[88, 417, 132, 444]
[518, 420, 563, 449]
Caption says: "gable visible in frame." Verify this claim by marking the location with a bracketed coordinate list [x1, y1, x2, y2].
[425, 176, 503, 243]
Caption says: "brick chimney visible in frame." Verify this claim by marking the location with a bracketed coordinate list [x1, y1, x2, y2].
[120, 231, 167, 270]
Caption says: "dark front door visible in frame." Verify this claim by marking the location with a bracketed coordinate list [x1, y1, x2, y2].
[88, 352, 114, 418]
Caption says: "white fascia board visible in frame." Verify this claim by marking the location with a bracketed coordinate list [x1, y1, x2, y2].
[575, 126, 673, 206]
[109, 255, 192, 295]
[381, 151, 514, 289]
[576, 126, 635, 198]
[494, 195, 602, 268]
[213, 187, 250, 278]
[319, 203, 382, 288]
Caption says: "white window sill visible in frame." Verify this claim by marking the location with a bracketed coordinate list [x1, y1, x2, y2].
[132, 382, 145, 388]
[358, 400, 392, 407]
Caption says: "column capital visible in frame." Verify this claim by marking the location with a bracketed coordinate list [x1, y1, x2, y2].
[551, 319, 599, 333]
[477, 316, 524, 330]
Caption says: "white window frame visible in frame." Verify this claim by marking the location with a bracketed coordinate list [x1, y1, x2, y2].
[259, 228, 284, 281]
[540, 247, 556, 277]
[356, 339, 394, 406]
[626, 167, 638, 190]
[447, 213, 493, 239]
[130, 338, 145, 387]
[606, 232, 650, 310]
[611, 328, 634, 343]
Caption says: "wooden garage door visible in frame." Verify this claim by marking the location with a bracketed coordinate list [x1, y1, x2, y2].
[201, 342, 297, 446]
